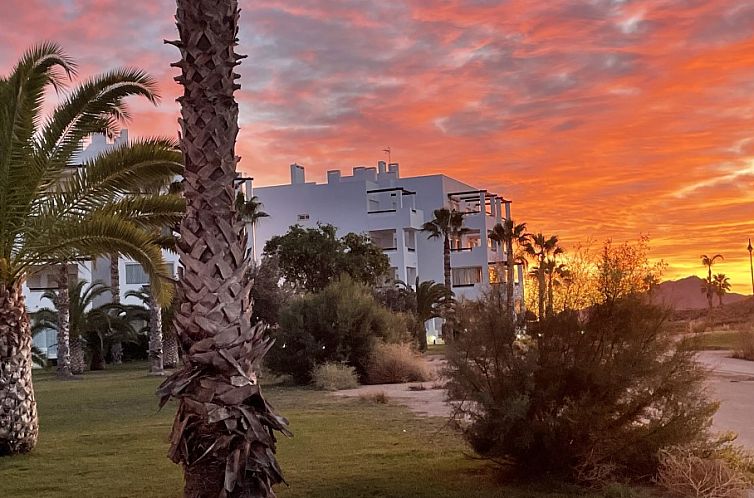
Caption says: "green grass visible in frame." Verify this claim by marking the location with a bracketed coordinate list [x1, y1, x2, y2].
[686, 331, 742, 351]
[0, 363, 653, 498]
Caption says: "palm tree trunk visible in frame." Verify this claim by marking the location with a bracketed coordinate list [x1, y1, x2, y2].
[505, 239, 515, 318]
[0, 281, 39, 455]
[547, 272, 554, 317]
[69, 337, 86, 374]
[89, 344, 106, 371]
[537, 267, 546, 320]
[161, 2, 289, 496]
[55, 264, 72, 378]
[442, 235, 453, 341]
[163, 333, 179, 369]
[148, 292, 163, 375]
[109, 256, 123, 364]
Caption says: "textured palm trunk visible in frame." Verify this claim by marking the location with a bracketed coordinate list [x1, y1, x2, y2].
[160, 2, 289, 497]
[442, 235, 454, 342]
[546, 272, 554, 317]
[0, 282, 39, 455]
[163, 333, 179, 369]
[69, 337, 86, 374]
[706, 268, 713, 310]
[148, 292, 164, 375]
[537, 266, 546, 320]
[55, 264, 72, 378]
[110, 256, 123, 364]
[505, 239, 515, 318]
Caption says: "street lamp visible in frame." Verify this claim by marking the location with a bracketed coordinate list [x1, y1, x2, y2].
[748, 238, 753, 296]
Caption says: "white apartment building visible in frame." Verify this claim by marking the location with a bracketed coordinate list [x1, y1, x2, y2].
[27, 131, 181, 359]
[251, 162, 526, 335]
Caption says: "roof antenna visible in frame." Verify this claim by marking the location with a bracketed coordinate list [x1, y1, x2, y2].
[382, 146, 392, 164]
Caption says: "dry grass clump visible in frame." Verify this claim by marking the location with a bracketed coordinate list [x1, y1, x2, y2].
[366, 342, 433, 385]
[656, 447, 750, 498]
[359, 391, 388, 404]
[732, 327, 754, 361]
[311, 362, 359, 391]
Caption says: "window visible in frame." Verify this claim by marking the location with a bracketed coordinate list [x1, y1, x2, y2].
[452, 267, 482, 287]
[297, 214, 310, 221]
[404, 229, 416, 251]
[406, 267, 417, 286]
[125, 263, 174, 285]
[369, 229, 397, 251]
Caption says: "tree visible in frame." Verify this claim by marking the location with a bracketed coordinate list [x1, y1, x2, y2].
[157, 3, 289, 496]
[32, 281, 138, 372]
[125, 287, 166, 375]
[524, 233, 563, 319]
[700, 254, 724, 310]
[488, 220, 529, 316]
[247, 255, 290, 327]
[421, 208, 468, 290]
[410, 279, 453, 352]
[0, 44, 182, 455]
[713, 273, 731, 307]
[235, 192, 268, 226]
[542, 258, 569, 317]
[263, 224, 390, 293]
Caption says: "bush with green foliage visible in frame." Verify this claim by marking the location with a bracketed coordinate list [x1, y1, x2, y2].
[366, 342, 434, 384]
[447, 285, 718, 483]
[266, 275, 409, 383]
[311, 362, 360, 391]
[263, 223, 390, 292]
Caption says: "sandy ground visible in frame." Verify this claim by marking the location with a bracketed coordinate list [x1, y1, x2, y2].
[335, 351, 754, 450]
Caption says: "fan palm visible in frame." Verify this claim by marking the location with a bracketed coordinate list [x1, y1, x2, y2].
[700, 254, 724, 310]
[541, 258, 569, 316]
[488, 219, 529, 317]
[524, 233, 563, 319]
[31, 280, 138, 372]
[421, 208, 469, 290]
[0, 43, 184, 455]
[712, 273, 731, 307]
[397, 278, 453, 351]
[158, 3, 290, 496]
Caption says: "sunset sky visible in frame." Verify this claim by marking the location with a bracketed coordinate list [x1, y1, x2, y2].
[3, 0, 754, 292]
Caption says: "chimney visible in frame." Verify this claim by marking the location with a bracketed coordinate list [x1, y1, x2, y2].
[378, 161, 387, 174]
[290, 163, 305, 184]
[327, 170, 341, 184]
[388, 162, 400, 178]
[352, 166, 365, 179]
[116, 129, 129, 145]
[91, 133, 107, 146]
[365, 167, 377, 181]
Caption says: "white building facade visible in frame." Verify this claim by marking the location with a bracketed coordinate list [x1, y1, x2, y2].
[251, 161, 525, 327]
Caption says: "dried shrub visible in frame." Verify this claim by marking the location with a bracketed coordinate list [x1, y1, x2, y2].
[366, 342, 433, 385]
[656, 447, 750, 498]
[732, 326, 754, 361]
[359, 391, 388, 404]
[311, 362, 359, 391]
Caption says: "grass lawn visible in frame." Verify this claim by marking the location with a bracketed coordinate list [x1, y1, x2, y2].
[0, 363, 653, 498]
[686, 331, 742, 351]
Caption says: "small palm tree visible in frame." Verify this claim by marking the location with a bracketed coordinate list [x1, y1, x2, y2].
[31, 281, 138, 372]
[524, 233, 563, 319]
[488, 219, 529, 316]
[125, 287, 165, 375]
[0, 43, 183, 454]
[235, 192, 269, 225]
[700, 254, 724, 310]
[542, 258, 569, 316]
[712, 273, 731, 307]
[398, 278, 453, 351]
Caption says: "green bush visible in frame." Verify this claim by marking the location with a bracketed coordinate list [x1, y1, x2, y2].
[311, 362, 359, 391]
[266, 275, 409, 383]
[446, 287, 718, 482]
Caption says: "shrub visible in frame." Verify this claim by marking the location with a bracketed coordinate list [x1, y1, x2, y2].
[311, 362, 359, 391]
[366, 342, 433, 384]
[732, 326, 754, 360]
[656, 446, 750, 498]
[446, 286, 718, 483]
[266, 275, 410, 383]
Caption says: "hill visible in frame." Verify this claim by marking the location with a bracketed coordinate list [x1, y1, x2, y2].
[653, 275, 748, 311]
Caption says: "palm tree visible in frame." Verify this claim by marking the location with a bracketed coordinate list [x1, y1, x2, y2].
[542, 258, 569, 316]
[0, 44, 183, 455]
[32, 281, 138, 372]
[235, 192, 269, 226]
[158, 3, 290, 496]
[524, 233, 563, 319]
[125, 287, 165, 375]
[700, 254, 724, 310]
[397, 278, 453, 352]
[109, 257, 124, 364]
[421, 208, 469, 290]
[488, 219, 529, 317]
[713, 273, 731, 307]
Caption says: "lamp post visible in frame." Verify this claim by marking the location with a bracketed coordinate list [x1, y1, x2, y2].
[748, 238, 754, 296]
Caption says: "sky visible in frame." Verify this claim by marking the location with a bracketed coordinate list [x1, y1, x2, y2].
[3, 0, 754, 292]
